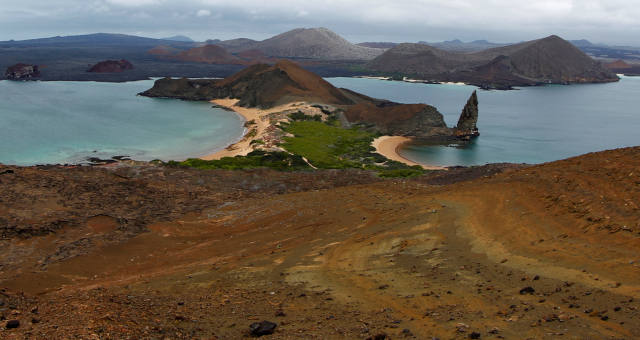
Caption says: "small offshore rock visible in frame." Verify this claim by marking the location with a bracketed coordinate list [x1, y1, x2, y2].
[250, 320, 277, 337]
[5, 63, 40, 80]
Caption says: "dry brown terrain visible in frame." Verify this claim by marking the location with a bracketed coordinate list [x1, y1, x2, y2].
[1, 147, 639, 339]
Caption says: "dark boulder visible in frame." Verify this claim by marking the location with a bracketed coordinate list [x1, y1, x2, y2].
[519, 286, 536, 295]
[5, 320, 20, 329]
[5, 63, 41, 80]
[87, 59, 134, 73]
[249, 320, 277, 337]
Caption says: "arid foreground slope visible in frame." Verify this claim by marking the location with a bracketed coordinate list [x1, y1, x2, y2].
[1, 147, 639, 339]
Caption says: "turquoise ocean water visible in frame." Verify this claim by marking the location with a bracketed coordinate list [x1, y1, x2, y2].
[0, 80, 244, 165]
[2, 77, 639, 167]
[328, 76, 640, 166]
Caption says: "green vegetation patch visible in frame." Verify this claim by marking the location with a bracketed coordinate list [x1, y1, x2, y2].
[281, 121, 379, 169]
[166, 119, 431, 177]
[377, 168, 425, 178]
[165, 151, 310, 171]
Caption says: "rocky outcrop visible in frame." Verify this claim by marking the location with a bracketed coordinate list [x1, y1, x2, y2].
[5, 63, 41, 80]
[455, 91, 479, 139]
[343, 102, 452, 139]
[87, 60, 133, 73]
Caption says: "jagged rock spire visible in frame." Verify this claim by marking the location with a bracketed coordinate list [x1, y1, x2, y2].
[455, 91, 479, 139]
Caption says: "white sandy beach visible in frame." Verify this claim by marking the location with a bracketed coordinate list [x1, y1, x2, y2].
[372, 136, 446, 170]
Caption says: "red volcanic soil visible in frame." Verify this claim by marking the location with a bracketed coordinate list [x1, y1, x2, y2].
[606, 60, 633, 70]
[173, 45, 245, 65]
[87, 59, 133, 73]
[1, 147, 639, 338]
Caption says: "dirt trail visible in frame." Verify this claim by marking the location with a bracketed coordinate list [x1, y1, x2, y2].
[1, 148, 639, 338]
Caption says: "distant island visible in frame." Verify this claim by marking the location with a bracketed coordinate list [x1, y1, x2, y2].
[0, 28, 628, 88]
[368, 35, 618, 89]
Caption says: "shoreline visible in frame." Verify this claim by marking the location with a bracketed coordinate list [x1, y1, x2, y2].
[200, 99, 325, 160]
[372, 136, 446, 170]
[200, 99, 264, 160]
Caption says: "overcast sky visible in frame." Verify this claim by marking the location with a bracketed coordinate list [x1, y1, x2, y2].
[1, 0, 639, 45]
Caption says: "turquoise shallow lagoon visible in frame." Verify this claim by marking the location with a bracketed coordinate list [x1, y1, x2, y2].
[0, 80, 244, 165]
[328, 76, 640, 166]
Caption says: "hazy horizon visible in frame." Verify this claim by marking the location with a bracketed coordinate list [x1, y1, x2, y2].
[1, 0, 639, 46]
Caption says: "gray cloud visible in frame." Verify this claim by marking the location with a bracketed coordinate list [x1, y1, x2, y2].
[1, 0, 639, 45]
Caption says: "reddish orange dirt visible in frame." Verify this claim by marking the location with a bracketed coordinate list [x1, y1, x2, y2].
[1, 148, 639, 339]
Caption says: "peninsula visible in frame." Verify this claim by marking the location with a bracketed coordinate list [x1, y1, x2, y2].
[140, 60, 478, 168]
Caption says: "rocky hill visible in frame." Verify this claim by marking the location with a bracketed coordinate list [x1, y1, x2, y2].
[172, 45, 245, 65]
[247, 28, 384, 60]
[606, 59, 640, 75]
[141, 60, 355, 108]
[369, 35, 619, 88]
[87, 59, 133, 73]
[147, 45, 181, 57]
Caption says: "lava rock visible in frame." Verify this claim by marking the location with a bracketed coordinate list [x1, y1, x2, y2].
[519, 286, 536, 295]
[5, 63, 40, 80]
[6, 320, 20, 329]
[250, 320, 277, 337]
[455, 90, 480, 139]
[469, 332, 481, 339]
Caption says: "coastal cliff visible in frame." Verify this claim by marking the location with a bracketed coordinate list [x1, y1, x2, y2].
[5, 63, 40, 80]
[342, 91, 479, 141]
[342, 102, 451, 138]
